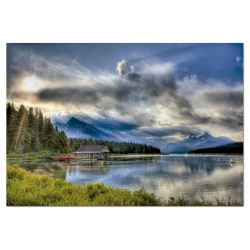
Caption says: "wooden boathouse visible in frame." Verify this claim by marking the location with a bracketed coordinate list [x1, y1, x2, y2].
[74, 145, 110, 159]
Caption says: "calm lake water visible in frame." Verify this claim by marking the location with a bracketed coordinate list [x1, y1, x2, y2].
[10, 154, 244, 204]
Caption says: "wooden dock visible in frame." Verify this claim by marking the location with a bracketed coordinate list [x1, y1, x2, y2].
[50, 155, 157, 162]
[100, 156, 155, 161]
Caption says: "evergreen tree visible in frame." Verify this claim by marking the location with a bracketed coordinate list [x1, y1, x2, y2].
[57, 131, 69, 154]
[67, 138, 161, 154]
[44, 117, 56, 151]
[6, 102, 17, 153]
[38, 109, 45, 148]
[6, 102, 161, 155]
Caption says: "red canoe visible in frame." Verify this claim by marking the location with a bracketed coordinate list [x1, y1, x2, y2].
[50, 156, 76, 161]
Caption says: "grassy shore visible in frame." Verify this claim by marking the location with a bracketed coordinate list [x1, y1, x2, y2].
[7, 164, 242, 206]
[6, 151, 74, 161]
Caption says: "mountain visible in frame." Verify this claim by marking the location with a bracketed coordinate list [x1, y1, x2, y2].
[162, 132, 235, 154]
[54, 117, 119, 141]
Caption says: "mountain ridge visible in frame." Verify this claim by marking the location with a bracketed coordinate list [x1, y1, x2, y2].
[54, 117, 119, 141]
[162, 132, 235, 154]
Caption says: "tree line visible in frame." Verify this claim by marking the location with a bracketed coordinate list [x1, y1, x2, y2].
[7, 102, 68, 154]
[7, 102, 161, 155]
[188, 142, 243, 154]
[68, 138, 161, 154]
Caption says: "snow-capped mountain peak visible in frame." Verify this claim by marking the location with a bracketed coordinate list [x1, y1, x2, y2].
[188, 134, 197, 139]
[162, 132, 234, 154]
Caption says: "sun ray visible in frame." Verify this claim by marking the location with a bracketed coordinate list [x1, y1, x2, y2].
[12, 111, 26, 152]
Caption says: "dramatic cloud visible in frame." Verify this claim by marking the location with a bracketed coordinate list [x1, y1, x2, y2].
[6, 44, 244, 143]
[25, 58, 198, 132]
[203, 90, 243, 107]
[37, 87, 100, 104]
[116, 59, 134, 77]
[141, 126, 204, 138]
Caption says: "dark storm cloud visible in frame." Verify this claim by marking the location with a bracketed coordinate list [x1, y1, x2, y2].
[32, 57, 218, 130]
[32, 57, 197, 127]
[216, 117, 243, 128]
[6, 48, 208, 129]
[126, 72, 141, 82]
[10, 51, 243, 136]
[34, 77, 134, 105]
[139, 72, 177, 99]
[192, 114, 212, 124]
[168, 94, 194, 117]
[215, 106, 243, 128]
[36, 87, 100, 104]
[141, 126, 204, 138]
[204, 90, 243, 107]
[120, 61, 199, 121]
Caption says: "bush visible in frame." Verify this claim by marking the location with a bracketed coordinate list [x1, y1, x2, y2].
[6, 164, 163, 206]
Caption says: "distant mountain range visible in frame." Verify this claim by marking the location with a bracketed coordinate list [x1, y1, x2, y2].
[54, 117, 119, 141]
[54, 118, 236, 152]
[162, 132, 235, 154]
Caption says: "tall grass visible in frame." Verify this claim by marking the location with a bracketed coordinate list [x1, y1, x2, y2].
[6, 164, 243, 206]
[7, 164, 162, 206]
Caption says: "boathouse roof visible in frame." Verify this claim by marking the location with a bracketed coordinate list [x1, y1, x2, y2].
[74, 145, 110, 153]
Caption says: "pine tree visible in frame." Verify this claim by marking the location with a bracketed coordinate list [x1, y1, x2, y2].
[44, 117, 56, 151]
[27, 107, 36, 152]
[6, 102, 17, 153]
[57, 131, 69, 153]
[38, 109, 45, 149]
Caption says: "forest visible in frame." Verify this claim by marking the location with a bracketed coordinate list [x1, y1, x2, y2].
[6, 102, 68, 154]
[6, 103, 161, 155]
[68, 138, 161, 154]
[188, 142, 243, 154]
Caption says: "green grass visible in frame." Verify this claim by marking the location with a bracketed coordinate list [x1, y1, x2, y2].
[7, 164, 162, 206]
[7, 151, 74, 161]
[6, 164, 243, 206]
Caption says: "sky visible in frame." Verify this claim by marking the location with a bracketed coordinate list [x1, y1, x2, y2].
[6, 43, 244, 148]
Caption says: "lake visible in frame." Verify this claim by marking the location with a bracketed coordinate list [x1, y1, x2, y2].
[9, 154, 244, 204]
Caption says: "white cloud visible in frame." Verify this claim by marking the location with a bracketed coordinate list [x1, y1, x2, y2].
[7, 52, 244, 142]
[116, 59, 134, 77]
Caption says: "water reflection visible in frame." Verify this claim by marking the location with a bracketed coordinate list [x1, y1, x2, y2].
[11, 154, 243, 204]
[10, 160, 68, 179]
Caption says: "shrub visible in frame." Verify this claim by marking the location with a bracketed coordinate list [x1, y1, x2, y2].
[6, 164, 163, 206]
